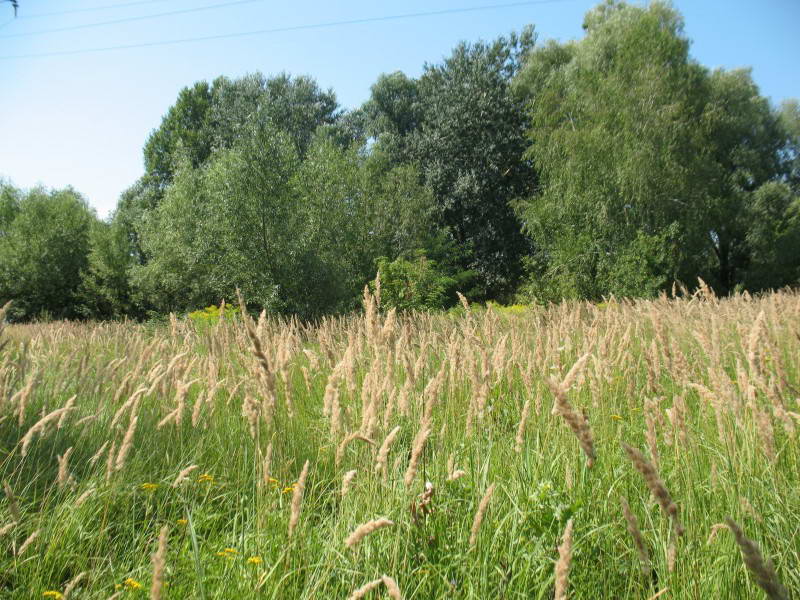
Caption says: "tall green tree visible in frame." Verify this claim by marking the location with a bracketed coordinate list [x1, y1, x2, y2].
[0, 185, 96, 320]
[514, 0, 799, 299]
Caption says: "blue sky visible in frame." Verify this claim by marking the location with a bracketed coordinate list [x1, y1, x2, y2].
[1, 0, 798, 218]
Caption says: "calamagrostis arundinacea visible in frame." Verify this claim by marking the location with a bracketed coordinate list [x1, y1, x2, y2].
[16, 529, 39, 556]
[555, 518, 574, 600]
[172, 465, 199, 488]
[404, 426, 431, 487]
[3, 481, 21, 523]
[150, 525, 168, 600]
[341, 469, 357, 497]
[375, 426, 401, 478]
[288, 460, 310, 538]
[620, 497, 650, 577]
[381, 575, 403, 599]
[622, 443, 684, 536]
[725, 518, 788, 600]
[469, 483, 496, 547]
[348, 578, 382, 599]
[345, 517, 394, 548]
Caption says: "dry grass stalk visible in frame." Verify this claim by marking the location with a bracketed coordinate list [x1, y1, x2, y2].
[105, 441, 117, 483]
[64, 571, 87, 599]
[3, 481, 21, 523]
[20, 406, 71, 457]
[375, 426, 401, 479]
[150, 525, 168, 600]
[172, 465, 199, 488]
[288, 459, 310, 538]
[403, 426, 431, 487]
[0, 523, 15, 536]
[16, 528, 39, 556]
[115, 415, 139, 472]
[622, 443, 684, 536]
[620, 497, 650, 576]
[514, 397, 532, 454]
[348, 578, 382, 599]
[381, 575, 403, 599]
[75, 488, 95, 507]
[261, 442, 273, 488]
[57, 446, 74, 489]
[725, 518, 788, 600]
[88, 441, 109, 467]
[547, 377, 596, 468]
[555, 518, 574, 600]
[336, 432, 376, 467]
[707, 523, 726, 545]
[345, 517, 394, 548]
[469, 483, 496, 547]
[341, 470, 357, 497]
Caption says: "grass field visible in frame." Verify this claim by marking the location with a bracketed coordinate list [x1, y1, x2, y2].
[0, 288, 797, 599]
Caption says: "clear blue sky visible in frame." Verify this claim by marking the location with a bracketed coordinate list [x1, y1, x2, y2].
[1, 0, 798, 218]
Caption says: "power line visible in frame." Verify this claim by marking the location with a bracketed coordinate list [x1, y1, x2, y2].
[0, 0, 265, 39]
[19, 0, 174, 21]
[0, 0, 575, 60]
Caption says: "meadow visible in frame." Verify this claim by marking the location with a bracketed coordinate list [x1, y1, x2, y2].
[0, 287, 797, 599]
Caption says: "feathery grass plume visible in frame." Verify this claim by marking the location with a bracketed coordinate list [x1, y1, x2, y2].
[345, 517, 394, 548]
[707, 523, 727, 545]
[16, 528, 39, 556]
[75, 487, 95, 507]
[554, 518, 574, 600]
[236, 289, 276, 391]
[115, 415, 139, 472]
[622, 443, 684, 536]
[336, 432, 376, 467]
[20, 406, 71, 457]
[57, 447, 74, 489]
[514, 397, 532, 454]
[172, 465, 199, 488]
[667, 536, 677, 573]
[3, 481, 21, 523]
[348, 578, 383, 600]
[375, 426, 401, 478]
[620, 497, 650, 576]
[105, 441, 117, 483]
[261, 442, 273, 488]
[88, 441, 109, 467]
[12, 370, 38, 426]
[381, 575, 402, 599]
[0, 300, 10, 353]
[404, 426, 431, 487]
[754, 406, 777, 463]
[469, 483, 496, 547]
[725, 518, 788, 600]
[150, 525, 168, 600]
[288, 460, 310, 538]
[644, 397, 660, 468]
[0, 522, 15, 536]
[63, 571, 87, 599]
[57, 395, 77, 429]
[547, 379, 596, 468]
[341, 470, 357, 497]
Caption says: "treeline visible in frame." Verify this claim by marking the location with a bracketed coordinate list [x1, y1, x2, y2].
[2, 1, 799, 321]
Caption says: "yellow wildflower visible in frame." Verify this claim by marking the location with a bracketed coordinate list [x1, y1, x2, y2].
[611, 415, 623, 420]
[197, 473, 214, 484]
[282, 484, 296, 494]
[247, 556, 263, 565]
[224, 547, 238, 554]
[140, 483, 159, 492]
[176, 518, 188, 526]
[123, 578, 143, 590]
[42, 592, 63, 600]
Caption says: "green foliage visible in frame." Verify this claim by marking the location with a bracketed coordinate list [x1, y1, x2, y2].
[0, 184, 96, 321]
[372, 253, 456, 311]
[514, 0, 799, 299]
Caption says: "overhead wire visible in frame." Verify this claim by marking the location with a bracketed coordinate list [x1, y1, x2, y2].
[0, 0, 265, 38]
[18, 0, 174, 20]
[0, 0, 576, 60]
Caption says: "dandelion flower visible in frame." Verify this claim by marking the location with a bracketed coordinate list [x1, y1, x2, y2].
[247, 556, 263, 565]
[176, 519, 188, 526]
[197, 473, 214, 484]
[140, 483, 159, 492]
[42, 592, 63, 600]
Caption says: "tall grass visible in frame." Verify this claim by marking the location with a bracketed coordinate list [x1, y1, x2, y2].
[0, 289, 798, 598]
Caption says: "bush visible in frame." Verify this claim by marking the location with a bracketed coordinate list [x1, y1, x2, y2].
[372, 253, 456, 312]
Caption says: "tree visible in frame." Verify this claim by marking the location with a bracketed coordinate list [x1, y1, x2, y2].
[514, 1, 798, 300]
[0, 185, 96, 320]
[410, 28, 537, 300]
